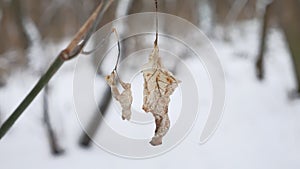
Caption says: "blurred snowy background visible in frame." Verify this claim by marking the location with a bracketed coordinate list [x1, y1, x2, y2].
[1, 0, 300, 168]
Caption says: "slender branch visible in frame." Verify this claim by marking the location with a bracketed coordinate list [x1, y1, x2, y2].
[0, 0, 114, 140]
[256, 2, 274, 80]
[79, 86, 111, 148]
[43, 85, 64, 155]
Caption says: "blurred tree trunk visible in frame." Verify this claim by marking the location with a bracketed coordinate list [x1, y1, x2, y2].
[128, 0, 156, 13]
[278, 0, 300, 94]
[213, 0, 233, 24]
[211, 0, 257, 39]
[125, 0, 199, 57]
[128, 0, 198, 24]
[237, 0, 256, 21]
[255, 0, 300, 95]
[23, 0, 98, 42]
[163, 0, 199, 25]
[43, 85, 64, 155]
[121, 0, 154, 63]
[212, 0, 257, 24]
[0, 0, 100, 85]
[256, 2, 275, 80]
[0, 0, 29, 54]
[0, 0, 29, 86]
[79, 87, 111, 147]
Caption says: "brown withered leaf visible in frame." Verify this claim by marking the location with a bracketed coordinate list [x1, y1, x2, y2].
[105, 71, 133, 121]
[142, 45, 181, 146]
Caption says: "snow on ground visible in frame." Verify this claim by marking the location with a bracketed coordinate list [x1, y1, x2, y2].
[1, 20, 300, 169]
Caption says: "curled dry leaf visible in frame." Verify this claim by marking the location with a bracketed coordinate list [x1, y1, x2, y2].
[105, 71, 133, 121]
[142, 45, 181, 146]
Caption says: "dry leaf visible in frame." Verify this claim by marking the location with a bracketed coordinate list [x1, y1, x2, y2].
[142, 45, 180, 146]
[105, 71, 133, 120]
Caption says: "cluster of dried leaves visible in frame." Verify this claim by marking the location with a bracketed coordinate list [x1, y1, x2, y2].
[105, 0, 180, 146]
[105, 43, 180, 146]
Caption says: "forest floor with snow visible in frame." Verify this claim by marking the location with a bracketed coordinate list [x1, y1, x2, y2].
[1, 20, 300, 169]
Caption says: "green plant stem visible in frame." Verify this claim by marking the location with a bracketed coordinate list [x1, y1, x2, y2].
[0, 0, 114, 140]
[0, 56, 64, 139]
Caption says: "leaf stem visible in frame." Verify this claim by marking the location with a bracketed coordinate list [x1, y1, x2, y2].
[154, 0, 158, 46]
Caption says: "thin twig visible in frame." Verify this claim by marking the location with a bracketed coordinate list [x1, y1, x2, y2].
[43, 85, 64, 155]
[256, 2, 274, 80]
[112, 28, 121, 71]
[0, 0, 113, 140]
[79, 86, 111, 148]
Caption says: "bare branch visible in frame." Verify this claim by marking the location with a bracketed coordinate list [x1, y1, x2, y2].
[256, 2, 274, 80]
[79, 86, 111, 148]
[43, 85, 64, 155]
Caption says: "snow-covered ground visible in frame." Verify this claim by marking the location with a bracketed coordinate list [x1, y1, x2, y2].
[1, 19, 300, 169]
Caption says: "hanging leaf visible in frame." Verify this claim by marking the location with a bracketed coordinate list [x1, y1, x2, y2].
[142, 45, 181, 146]
[105, 71, 133, 121]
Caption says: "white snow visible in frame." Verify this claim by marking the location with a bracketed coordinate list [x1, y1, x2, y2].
[0, 19, 300, 169]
